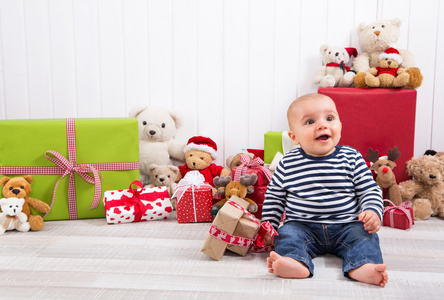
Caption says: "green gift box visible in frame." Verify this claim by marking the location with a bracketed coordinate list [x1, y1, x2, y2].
[0, 118, 140, 220]
[264, 131, 299, 164]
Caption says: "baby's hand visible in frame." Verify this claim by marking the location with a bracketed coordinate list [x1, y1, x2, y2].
[264, 232, 274, 246]
[359, 210, 381, 234]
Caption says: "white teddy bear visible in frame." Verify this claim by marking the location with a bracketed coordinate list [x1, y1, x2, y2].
[0, 197, 31, 235]
[353, 18, 415, 73]
[129, 105, 186, 185]
[314, 44, 357, 88]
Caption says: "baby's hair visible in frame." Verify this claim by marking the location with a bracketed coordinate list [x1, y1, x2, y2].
[287, 93, 333, 125]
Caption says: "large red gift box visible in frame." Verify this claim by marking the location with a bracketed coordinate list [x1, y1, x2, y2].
[174, 171, 214, 223]
[231, 154, 272, 187]
[318, 88, 416, 183]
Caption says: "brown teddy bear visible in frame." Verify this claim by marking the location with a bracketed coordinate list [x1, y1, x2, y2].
[175, 136, 230, 187]
[0, 175, 50, 231]
[398, 155, 444, 220]
[212, 174, 258, 213]
[225, 152, 254, 171]
[364, 47, 411, 88]
[147, 164, 179, 208]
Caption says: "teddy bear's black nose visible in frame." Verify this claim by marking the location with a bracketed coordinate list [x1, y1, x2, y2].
[159, 178, 164, 182]
[387, 60, 391, 65]
[149, 130, 156, 136]
[335, 52, 339, 56]
[430, 174, 437, 179]
[12, 189, 20, 195]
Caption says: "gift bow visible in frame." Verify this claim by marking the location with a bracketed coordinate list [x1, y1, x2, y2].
[383, 199, 414, 230]
[3, 215, 19, 230]
[172, 171, 212, 202]
[233, 154, 272, 183]
[119, 181, 160, 220]
[326, 61, 351, 73]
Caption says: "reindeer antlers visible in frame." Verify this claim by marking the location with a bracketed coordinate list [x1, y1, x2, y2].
[239, 173, 258, 187]
[213, 176, 232, 189]
[366, 146, 400, 163]
[387, 146, 401, 162]
[365, 148, 380, 163]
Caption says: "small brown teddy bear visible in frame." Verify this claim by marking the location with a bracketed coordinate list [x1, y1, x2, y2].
[147, 164, 179, 208]
[0, 175, 50, 231]
[176, 136, 230, 187]
[212, 174, 258, 213]
[225, 152, 254, 171]
[399, 155, 444, 220]
[364, 47, 410, 88]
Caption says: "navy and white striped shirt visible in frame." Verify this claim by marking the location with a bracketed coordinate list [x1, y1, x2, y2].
[262, 145, 383, 231]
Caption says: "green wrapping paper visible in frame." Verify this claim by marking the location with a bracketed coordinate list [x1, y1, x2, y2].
[0, 118, 140, 220]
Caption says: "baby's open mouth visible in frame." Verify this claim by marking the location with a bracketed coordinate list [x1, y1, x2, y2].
[316, 135, 330, 141]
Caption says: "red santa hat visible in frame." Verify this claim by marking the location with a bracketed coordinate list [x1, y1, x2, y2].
[379, 47, 403, 64]
[183, 136, 217, 159]
[345, 47, 358, 59]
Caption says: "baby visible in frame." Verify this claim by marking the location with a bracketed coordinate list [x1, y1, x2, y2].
[262, 93, 388, 287]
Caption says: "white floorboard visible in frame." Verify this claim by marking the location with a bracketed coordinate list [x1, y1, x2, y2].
[1, 212, 443, 299]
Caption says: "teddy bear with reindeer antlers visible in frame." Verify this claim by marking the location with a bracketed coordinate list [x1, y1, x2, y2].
[365, 146, 402, 206]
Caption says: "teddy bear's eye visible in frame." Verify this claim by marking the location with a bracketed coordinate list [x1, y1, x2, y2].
[9, 205, 13, 208]
[381, 25, 385, 28]
[200, 157, 204, 160]
[328, 51, 331, 54]
[9, 187, 13, 190]
[386, 163, 390, 166]
[20, 186, 24, 189]
[167, 175, 170, 178]
[161, 123, 165, 128]
[378, 164, 382, 167]
[142, 121, 147, 126]
[155, 175, 158, 178]
[189, 154, 193, 157]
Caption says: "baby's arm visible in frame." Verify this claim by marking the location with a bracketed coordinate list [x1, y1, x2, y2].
[359, 210, 381, 234]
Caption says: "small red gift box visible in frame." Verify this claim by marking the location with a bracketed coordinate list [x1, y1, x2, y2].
[383, 200, 414, 230]
[231, 154, 272, 187]
[174, 171, 213, 223]
[103, 181, 172, 225]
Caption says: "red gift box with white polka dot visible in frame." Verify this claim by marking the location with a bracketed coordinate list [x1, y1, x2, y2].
[176, 185, 213, 223]
[103, 186, 172, 224]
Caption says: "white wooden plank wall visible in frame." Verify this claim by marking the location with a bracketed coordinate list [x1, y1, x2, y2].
[0, 0, 443, 166]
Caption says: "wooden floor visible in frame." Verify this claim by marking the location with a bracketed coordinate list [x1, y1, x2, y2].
[1, 212, 444, 299]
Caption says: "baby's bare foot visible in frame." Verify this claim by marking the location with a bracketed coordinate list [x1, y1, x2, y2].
[348, 263, 388, 287]
[267, 251, 310, 278]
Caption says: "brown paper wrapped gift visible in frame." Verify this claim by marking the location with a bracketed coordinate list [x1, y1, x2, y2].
[201, 196, 260, 260]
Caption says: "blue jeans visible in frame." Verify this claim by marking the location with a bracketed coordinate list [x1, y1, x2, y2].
[274, 221, 383, 278]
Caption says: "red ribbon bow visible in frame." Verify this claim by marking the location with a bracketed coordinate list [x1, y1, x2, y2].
[326, 61, 351, 73]
[233, 154, 272, 183]
[383, 199, 414, 230]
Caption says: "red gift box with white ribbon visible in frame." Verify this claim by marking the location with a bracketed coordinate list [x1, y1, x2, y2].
[173, 171, 213, 223]
[383, 199, 414, 230]
[103, 181, 172, 224]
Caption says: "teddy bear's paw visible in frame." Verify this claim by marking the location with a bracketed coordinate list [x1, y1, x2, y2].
[406, 67, 424, 89]
[364, 74, 379, 87]
[354, 72, 367, 88]
[247, 203, 258, 213]
[412, 198, 432, 220]
[320, 75, 336, 88]
[340, 71, 356, 87]
[18, 222, 31, 232]
[28, 215, 45, 231]
[393, 72, 410, 87]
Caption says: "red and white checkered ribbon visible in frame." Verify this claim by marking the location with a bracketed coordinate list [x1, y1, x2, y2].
[383, 199, 414, 230]
[0, 118, 139, 220]
[233, 154, 272, 183]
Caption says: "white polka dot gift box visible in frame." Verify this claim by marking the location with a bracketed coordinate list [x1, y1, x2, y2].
[173, 171, 213, 223]
[103, 181, 172, 224]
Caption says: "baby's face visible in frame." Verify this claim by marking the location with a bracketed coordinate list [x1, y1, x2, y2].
[288, 96, 341, 157]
